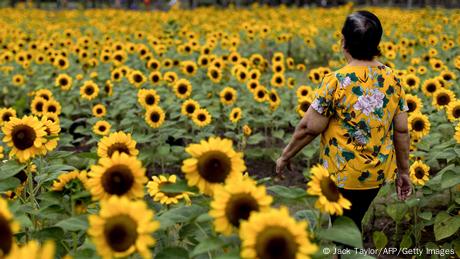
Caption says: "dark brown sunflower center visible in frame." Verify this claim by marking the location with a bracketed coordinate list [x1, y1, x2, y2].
[275, 66, 282, 72]
[415, 168, 425, 179]
[99, 125, 106, 132]
[0, 214, 13, 256]
[35, 101, 44, 112]
[104, 215, 138, 252]
[301, 102, 310, 112]
[250, 83, 257, 89]
[133, 74, 142, 83]
[270, 94, 277, 102]
[47, 105, 57, 113]
[239, 72, 246, 80]
[107, 143, 131, 157]
[186, 66, 194, 73]
[437, 94, 450, 105]
[96, 108, 103, 114]
[407, 78, 416, 86]
[197, 151, 232, 183]
[443, 74, 452, 81]
[178, 85, 187, 94]
[275, 77, 282, 84]
[150, 112, 160, 123]
[453, 107, 460, 118]
[186, 104, 196, 114]
[1, 112, 13, 122]
[152, 75, 159, 82]
[114, 73, 120, 79]
[426, 83, 436, 92]
[225, 193, 259, 227]
[412, 119, 425, 132]
[233, 112, 239, 119]
[145, 95, 156, 105]
[59, 78, 68, 86]
[320, 177, 340, 202]
[255, 226, 298, 259]
[85, 86, 94, 95]
[101, 164, 134, 196]
[12, 125, 36, 150]
[224, 93, 233, 101]
[407, 101, 416, 112]
[314, 73, 320, 80]
[301, 90, 308, 96]
[257, 91, 265, 98]
[114, 55, 122, 61]
[58, 59, 66, 66]
[197, 114, 206, 121]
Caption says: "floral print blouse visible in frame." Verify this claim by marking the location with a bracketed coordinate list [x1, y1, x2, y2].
[311, 65, 408, 190]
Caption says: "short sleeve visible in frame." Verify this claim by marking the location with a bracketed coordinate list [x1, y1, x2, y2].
[394, 75, 409, 114]
[311, 73, 339, 117]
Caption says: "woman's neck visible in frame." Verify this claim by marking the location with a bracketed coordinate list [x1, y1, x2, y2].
[347, 58, 381, 67]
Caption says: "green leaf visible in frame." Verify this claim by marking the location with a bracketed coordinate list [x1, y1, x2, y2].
[441, 170, 460, 189]
[0, 160, 26, 180]
[247, 133, 265, 145]
[159, 180, 197, 194]
[55, 216, 88, 232]
[0, 177, 20, 192]
[156, 247, 189, 259]
[316, 216, 363, 248]
[157, 205, 207, 230]
[267, 185, 307, 200]
[385, 203, 408, 223]
[272, 130, 284, 139]
[294, 209, 318, 229]
[419, 211, 432, 221]
[190, 236, 224, 257]
[214, 249, 240, 259]
[400, 233, 412, 249]
[434, 212, 460, 241]
[372, 231, 388, 249]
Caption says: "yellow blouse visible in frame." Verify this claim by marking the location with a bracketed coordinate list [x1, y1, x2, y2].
[311, 65, 408, 190]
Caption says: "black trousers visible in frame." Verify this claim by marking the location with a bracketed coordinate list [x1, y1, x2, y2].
[331, 187, 380, 232]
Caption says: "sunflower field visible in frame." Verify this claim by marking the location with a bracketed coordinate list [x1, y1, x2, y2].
[0, 3, 460, 259]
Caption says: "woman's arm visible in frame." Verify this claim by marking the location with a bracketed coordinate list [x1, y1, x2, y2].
[275, 106, 330, 177]
[393, 112, 412, 200]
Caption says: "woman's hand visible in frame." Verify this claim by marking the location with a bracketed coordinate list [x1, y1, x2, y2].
[396, 173, 412, 200]
[275, 156, 291, 180]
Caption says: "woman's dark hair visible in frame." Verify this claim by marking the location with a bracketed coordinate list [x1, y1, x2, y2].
[341, 10, 383, 61]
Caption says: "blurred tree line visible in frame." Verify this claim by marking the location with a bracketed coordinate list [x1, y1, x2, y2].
[1, 0, 459, 10]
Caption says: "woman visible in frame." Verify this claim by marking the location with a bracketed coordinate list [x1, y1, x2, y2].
[275, 10, 412, 237]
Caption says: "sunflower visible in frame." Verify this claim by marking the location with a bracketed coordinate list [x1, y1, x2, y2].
[440, 70, 456, 83]
[239, 206, 318, 259]
[12, 74, 25, 86]
[0, 108, 16, 126]
[181, 99, 200, 117]
[307, 165, 352, 215]
[296, 85, 313, 100]
[181, 61, 197, 76]
[103, 80, 113, 96]
[145, 106, 166, 129]
[253, 86, 267, 103]
[246, 80, 259, 93]
[88, 196, 159, 259]
[5, 240, 55, 259]
[181, 137, 246, 195]
[148, 71, 162, 86]
[268, 89, 281, 110]
[146, 59, 161, 70]
[309, 69, 322, 84]
[405, 94, 423, 113]
[34, 89, 53, 101]
[228, 107, 242, 123]
[243, 124, 252, 136]
[0, 146, 3, 159]
[30, 97, 47, 116]
[421, 78, 440, 97]
[54, 56, 69, 70]
[446, 100, 460, 122]
[192, 108, 212, 127]
[402, 73, 420, 91]
[432, 89, 455, 110]
[173, 79, 192, 99]
[93, 120, 111, 136]
[270, 73, 285, 88]
[92, 104, 107, 118]
[147, 175, 191, 205]
[43, 99, 62, 115]
[80, 80, 99, 100]
[2, 116, 47, 163]
[88, 152, 147, 200]
[128, 70, 146, 88]
[97, 131, 139, 158]
[408, 112, 431, 139]
[40, 115, 60, 153]
[55, 74, 73, 91]
[249, 69, 261, 81]
[210, 177, 272, 235]
[455, 122, 460, 144]
[51, 170, 88, 192]
[207, 66, 222, 83]
[236, 67, 249, 83]
[0, 198, 20, 258]
[111, 69, 123, 82]
[409, 161, 430, 186]
[220, 87, 237, 105]
[137, 89, 160, 109]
